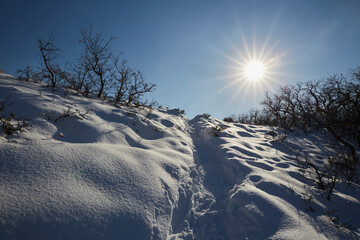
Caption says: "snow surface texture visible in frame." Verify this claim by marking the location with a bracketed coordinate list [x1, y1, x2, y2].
[0, 73, 359, 239]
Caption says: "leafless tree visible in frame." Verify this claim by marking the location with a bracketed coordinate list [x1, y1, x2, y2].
[227, 67, 360, 200]
[66, 60, 94, 96]
[126, 69, 156, 106]
[111, 57, 130, 105]
[23, 24, 157, 105]
[16, 65, 34, 82]
[111, 56, 156, 106]
[79, 24, 117, 98]
[38, 34, 66, 90]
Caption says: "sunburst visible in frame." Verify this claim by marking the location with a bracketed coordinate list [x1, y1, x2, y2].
[212, 31, 288, 106]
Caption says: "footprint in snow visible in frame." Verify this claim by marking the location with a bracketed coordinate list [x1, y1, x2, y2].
[255, 146, 265, 151]
[256, 181, 293, 200]
[234, 124, 256, 133]
[237, 131, 255, 138]
[249, 175, 262, 183]
[161, 119, 174, 127]
[242, 142, 253, 150]
[276, 163, 290, 169]
[230, 146, 263, 159]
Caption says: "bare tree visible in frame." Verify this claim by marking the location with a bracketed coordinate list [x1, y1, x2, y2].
[66, 60, 94, 96]
[16, 65, 34, 82]
[111, 56, 156, 106]
[126, 69, 156, 106]
[38, 34, 66, 90]
[22, 24, 157, 105]
[112, 57, 130, 105]
[79, 24, 117, 98]
[227, 67, 360, 200]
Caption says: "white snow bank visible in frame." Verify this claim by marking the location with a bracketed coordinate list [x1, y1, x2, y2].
[0, 74, 359, 239]
[0, 75, 193, 239]
[187, 116, 360, 240]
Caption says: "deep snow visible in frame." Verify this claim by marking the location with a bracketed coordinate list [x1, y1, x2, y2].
[0, 73, 359, 239]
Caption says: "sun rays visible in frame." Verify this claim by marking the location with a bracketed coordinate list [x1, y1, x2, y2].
[210, 27, 290, 108]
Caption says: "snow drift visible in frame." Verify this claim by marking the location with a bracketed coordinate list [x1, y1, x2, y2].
[0, 73, 359, 239]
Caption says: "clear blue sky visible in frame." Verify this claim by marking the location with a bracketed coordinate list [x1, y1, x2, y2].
[1, 0, 360, 119]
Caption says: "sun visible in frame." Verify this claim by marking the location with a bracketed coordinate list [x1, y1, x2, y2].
[209, 26, 288, 107]
[244, 61, 265, 81]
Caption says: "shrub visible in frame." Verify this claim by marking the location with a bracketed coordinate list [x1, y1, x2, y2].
[202, 113, 211, 118]
[17, 24, 157, 108]
[296, 148, 356, 201]
[53, 106, 91, 123]
[223, 116, 235, 122]
[228, 66, 360, 200]
[16, 65, 35, 82]
[78, 24, 116, 98]
[0, 102, 28, 136]
[211, 125, 226, 137]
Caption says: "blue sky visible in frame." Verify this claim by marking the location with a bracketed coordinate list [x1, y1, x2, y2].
[1, 0, 360, 119]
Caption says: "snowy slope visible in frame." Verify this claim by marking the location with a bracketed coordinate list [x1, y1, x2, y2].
[188, 117, 360, 239]
[0, 73, 359, 239]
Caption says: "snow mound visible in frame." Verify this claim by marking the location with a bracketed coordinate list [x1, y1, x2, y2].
[187, 116, 360, 240]
[0, 74, 359, 239]
[0, 75, 193, 239]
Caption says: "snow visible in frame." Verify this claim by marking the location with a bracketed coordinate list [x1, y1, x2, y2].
[0, 73, 359, 239]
